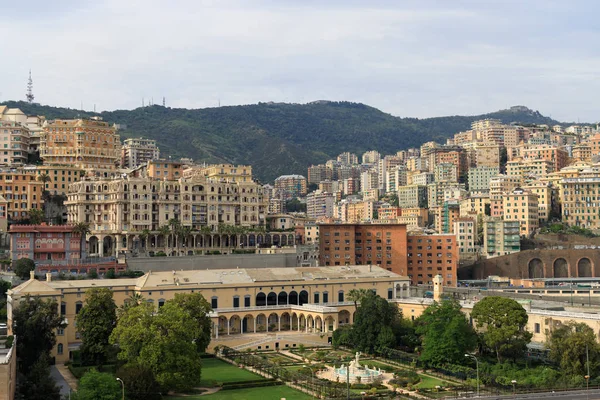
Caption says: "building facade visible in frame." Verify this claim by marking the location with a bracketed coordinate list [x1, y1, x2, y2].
[483, 218, 521, 258]
[121, 137, 160, 169]
[406, 233, 458, 286]
[41, 118, 120, 172]
[274, 175, 307, 200]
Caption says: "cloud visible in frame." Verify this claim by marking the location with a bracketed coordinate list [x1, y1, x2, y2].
[0, 0, 598, 121]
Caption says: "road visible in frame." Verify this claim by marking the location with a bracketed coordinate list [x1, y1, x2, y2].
[449, 389, 600, 400]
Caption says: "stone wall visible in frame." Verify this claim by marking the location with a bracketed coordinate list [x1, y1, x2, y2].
[126, 253, 300, 272]
[459, 248, 600, 280]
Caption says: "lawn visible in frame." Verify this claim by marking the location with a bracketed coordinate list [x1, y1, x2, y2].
[417, 375, 450, 389]
[170, 385, 312, 399]
[200, 358, 263, 385]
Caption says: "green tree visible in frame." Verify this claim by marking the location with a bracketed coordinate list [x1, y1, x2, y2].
[347, 288, 370, 310]
[14, 257, 35, 280]
[28, 207, 45, 224]
[72, 369, 121, 400]
[110, 300, 205, 392]
[116, 363, 162, 400]
[350, 291, 402, 353]
[332, 324, 353, 349]
[17, 354, 61, 400]
[169, 292, 213, 353]
[285, 198, 306, 213]
[76, 288, 117, 366]
[12, 295, 66, 373]
[548, 321, 600, 377]
[415, 299, 477, 366]
[471, 297, 532, 362]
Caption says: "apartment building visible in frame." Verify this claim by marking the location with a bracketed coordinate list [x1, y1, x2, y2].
[148, 159, 184, 180]
[386, 165, 407, 193]
[468, 166, 499, 192]
[65, 175, 267, 254]
[32, 165, 83, 196]
[436, 201, 460, 234]
[506, 159, 553, 182]
[406, 157, 427, 172]
[337, 200, 374, 223]
[411, 172, 435, 186]
[428, 147, 468, 180]
[41, 118, 120, 172]
[274, 175, 307, 200]
[397, 185, 428, 208]
[560, 177, 600, 229]
[453, 218, 477, 256]
[378, 207, 402, 221]
[483, 218, 521, 258]
[9, 224, 83, 262]
[503, 188, 539, 236]
[0, 171, 43, 221]
[121, 137, 160, 169]
[318, 223, 408, 275]
[523, 181, 553, 223]
[307, 164, 331, 185]
[406, 233, 457, 286]
[361, 150, 381, 164]
[475, 143, 501, 168]
[193, 164, 254, 183]
[306, 191, 335, 219]
[521, 145, 570, 173]
[0, 121, 30, 166]
[489, 175, 522, 218]
[337, 152, 358, 165]
[434, 163, 458, 183]
[460, 194, 490, 218]
[572, 145, 592, 162]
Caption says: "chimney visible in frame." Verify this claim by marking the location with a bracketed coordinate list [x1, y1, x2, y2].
[29, 270, 35, 280]
[46, 273, 52, 282]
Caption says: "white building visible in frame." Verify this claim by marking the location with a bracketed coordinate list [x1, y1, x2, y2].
[121, 137, 160, 168]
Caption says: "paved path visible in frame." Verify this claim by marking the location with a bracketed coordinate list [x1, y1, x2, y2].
[54, 364, 78, 391]
[50, 365, 72, 398]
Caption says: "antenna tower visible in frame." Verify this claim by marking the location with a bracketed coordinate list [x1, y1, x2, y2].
[26, 70, 34, 103]
[162, 97, 165, 107]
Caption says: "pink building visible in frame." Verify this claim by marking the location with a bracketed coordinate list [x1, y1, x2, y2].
[9, 224, 83, 262]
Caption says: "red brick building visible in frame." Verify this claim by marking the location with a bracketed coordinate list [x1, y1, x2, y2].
[406, 233, 458, 286]
[318, 223, 408, 276]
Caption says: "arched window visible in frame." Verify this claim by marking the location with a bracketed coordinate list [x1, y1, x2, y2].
[256, 292, 266, 307]
[267, 292, 277, 306]
[278, 291, 288, 305]
[158, 299, 165, 308]
[299, 290, 309, 305]
[289, 291, 298, 305]
[57, 343, 63, 355]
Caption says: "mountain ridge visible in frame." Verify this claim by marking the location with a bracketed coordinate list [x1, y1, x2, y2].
[3, 100, 565, 182]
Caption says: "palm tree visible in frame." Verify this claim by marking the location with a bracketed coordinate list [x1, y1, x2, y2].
[178, 226, 192, 255]
[347, 288, 370, 310]
[37, 173, 51, 185]
[139, 228, 150, 255]
[168, 218, 181, 252]
[122, 292, 145, 311]
[72, 222, 91, 259]
[158, 225, 171, 252]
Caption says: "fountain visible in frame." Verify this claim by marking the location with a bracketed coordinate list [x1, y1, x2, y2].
[333, 352, 383, 383]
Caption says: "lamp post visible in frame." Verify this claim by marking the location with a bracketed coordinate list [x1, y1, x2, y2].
[116, 377, 124, 400]
[511, 380, 517, 398]
[465, 354, 480, 398]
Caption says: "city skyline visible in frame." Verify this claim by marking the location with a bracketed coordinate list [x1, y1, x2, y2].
[1, 1, 599, 122]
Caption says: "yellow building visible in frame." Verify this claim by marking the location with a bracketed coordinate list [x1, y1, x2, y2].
[7, 266, 410, 363]
[560, 176, 600, 229]
[503, 188, 539, 236]
[65, 175, 267, 255]
[572, 144, 592, 162]
[41, 118, 120, 172]
[523, 181, 553, 223]
[0, 171, 44, 221]
[148, 159, 184, 180]
[191, 164, 253, 182]
[31, 165, 83, 196]
[0, 335, 16, 400]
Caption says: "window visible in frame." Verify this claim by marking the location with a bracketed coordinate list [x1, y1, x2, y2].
[75, 302, 83, 314]
[388, 288, 393, 299]
[57, 343, 64, 355]
[534, 323, 540, 334]
[314, 292, 320, 303]
[338, 291, 344, 302]
[323, 291, 329, 303]
[233, 296, 240, 308]
[211, 296, 218, 309]
[244, 295, 251, 307]
[60, 302, 66, 315]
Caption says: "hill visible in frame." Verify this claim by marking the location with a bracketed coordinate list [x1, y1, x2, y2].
[3, 101, 560, 182]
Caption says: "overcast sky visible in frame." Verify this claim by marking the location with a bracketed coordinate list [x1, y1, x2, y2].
[1, 0, 599, 121]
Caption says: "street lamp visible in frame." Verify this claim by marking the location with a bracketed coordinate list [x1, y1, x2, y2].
[511, 380, 517, 398]
[585, 375, 590, 400]
[465, 354, 480, 398]
[116, 377, 124, 400]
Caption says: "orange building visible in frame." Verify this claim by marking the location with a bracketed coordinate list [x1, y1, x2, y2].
[0, 171, 43, 221]
[406, 233, 458, 286]
[148, 159, 184, 180]
[41, 118, 120, 172]
[318, 223, 408, 275]
[378, 207, 402, 221]
[521, 145, 570, 173]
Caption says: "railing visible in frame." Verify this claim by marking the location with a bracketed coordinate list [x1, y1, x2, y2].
[34, 256, 117, 266]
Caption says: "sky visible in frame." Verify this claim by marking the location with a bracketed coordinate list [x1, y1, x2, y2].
[1, 0, 599, 121]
